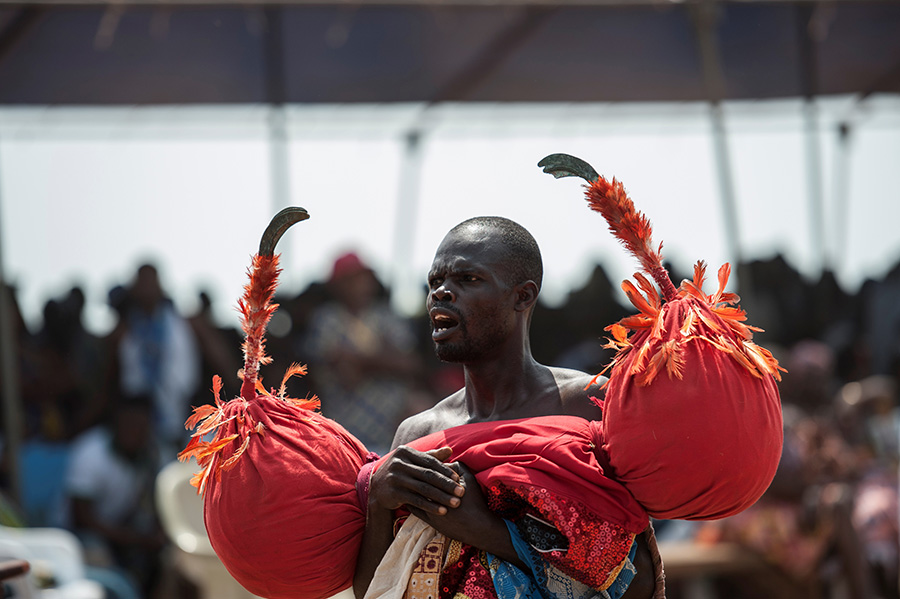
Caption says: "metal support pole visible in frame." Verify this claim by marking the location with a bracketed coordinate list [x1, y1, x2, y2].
[802, 98, 825, 273]
[0, 140, 23, 508]
[390, 131, 426, 316]
[264, 6, 293, 285]
[689, 1, 744, 287]
[832, 122, 852, 273]
[796, 4, 826, 275]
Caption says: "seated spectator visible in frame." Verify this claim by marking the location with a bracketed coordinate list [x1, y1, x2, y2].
[63, 393, 166, 598]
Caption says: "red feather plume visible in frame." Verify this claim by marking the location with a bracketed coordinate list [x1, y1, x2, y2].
[585, 177, 678, 301]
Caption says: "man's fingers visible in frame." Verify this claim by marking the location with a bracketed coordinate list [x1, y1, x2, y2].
[426, 446, 453, 461]
[389, 465, 463, 507]
[378, 446, 465, 507]
[396, 446, 459, 482]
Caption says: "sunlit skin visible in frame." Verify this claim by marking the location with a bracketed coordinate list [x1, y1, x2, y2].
[353, 221, 654, 599]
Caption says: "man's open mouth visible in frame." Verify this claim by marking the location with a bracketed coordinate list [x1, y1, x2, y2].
[430, 309, 460, 341]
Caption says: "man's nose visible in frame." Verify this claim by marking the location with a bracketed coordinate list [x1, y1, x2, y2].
[432, 285, 454, 302]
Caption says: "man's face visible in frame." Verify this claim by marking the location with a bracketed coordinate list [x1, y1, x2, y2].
[426, 225, 517, 364]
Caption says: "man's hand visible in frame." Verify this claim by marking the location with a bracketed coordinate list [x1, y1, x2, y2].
[367, 448, 525, 571]
[411, 463, 526, 570]
[369, 446, 465, 515]
[408, 463, 483, 542]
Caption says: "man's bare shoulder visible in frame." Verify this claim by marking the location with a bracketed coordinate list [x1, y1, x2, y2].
[549, 366, 606, 420]
[392, 391, 467, 448]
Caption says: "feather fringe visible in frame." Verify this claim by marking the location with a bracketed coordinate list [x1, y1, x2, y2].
[584, 171, 787, 389]
[179, 250, 322, 494]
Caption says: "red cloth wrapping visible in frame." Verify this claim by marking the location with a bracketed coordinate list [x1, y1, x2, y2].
[403, 416, 648, 535]
[599, 297, 784, 520]
[401, 415, 650, 589]
[202, 396, 370, 599]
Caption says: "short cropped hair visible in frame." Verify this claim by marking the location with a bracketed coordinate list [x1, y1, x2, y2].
[452, 217, 543, 291]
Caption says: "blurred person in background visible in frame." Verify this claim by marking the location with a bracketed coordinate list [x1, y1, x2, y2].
[17, 286, 106, 529]
[0, 282, 35, 523]
[109, 263, 200, 462]
[28, 286, 105, 442]
[837, 375, 900, 599]
[683, 344, 900, 599]
[63, 392, 166, 599]
[186, 289, 242, 411]
[687, 402, 874, 599]
[862, 262, 900, 379]
[303, 251, 424, 456]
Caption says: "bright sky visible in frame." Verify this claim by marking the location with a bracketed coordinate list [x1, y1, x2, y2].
[1, 96, 898, 335]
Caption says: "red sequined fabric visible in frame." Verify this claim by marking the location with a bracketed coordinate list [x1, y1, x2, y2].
[487, 482, 635, 590]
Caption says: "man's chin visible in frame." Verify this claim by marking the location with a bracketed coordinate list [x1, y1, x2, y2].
[434, 343, 468, 364]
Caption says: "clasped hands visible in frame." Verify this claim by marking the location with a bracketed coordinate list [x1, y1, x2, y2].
[368, 446, 501, 550]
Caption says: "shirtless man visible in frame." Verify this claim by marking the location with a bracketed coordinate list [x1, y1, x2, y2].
[354, 217, 656, 599]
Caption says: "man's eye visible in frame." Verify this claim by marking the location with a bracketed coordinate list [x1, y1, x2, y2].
[429, 278, 442, 289]
[463, 275, 479, 283]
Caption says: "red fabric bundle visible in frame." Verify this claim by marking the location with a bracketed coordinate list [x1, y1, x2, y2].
[599, 291, 783, 520]
[580, 176, 784, 520]
[201, 396, 369, 599]
[179, 246, 371, 599]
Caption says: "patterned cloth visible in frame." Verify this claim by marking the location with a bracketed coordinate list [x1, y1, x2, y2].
[366, 515, 652, 599]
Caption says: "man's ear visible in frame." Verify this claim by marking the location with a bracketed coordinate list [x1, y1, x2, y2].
[514, 281, 539, 313]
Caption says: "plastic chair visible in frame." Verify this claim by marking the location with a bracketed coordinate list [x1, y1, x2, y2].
[155, 460, 260, 599]
[0, 539, 39, 599]
[0, 527, 104, 599]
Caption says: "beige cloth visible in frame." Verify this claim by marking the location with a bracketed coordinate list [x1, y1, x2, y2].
[365, 516, 444, 599]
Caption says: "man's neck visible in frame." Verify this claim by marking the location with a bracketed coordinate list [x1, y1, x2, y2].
[461, 351, 552, 421]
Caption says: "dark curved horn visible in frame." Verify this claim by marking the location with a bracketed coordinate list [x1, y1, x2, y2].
[537, 153, 599, 183]
[258, 207, 310, 256]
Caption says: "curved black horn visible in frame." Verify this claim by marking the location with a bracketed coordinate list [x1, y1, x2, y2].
[537, 153, 599, 183]
[258, 207, 310, 256]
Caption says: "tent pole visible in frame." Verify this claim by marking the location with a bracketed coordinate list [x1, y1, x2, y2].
[0, 8, 43, 67]
[689, 2, 744, 288]
[832, 123, 852, 274]
[264, 6, 293, 287]
[389, 130, 426, 317]
[0, 140, 24, 509]
[796, 4, 826, 276]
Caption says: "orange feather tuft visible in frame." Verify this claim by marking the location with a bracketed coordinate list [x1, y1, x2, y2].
[239, 254, 282, 401]
[692, 261, 707, 290]
[621, 280, 659, 318]
[185, 405, 217, 430]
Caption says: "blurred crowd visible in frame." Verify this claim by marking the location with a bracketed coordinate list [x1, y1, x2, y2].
[0, 249, 897, 599]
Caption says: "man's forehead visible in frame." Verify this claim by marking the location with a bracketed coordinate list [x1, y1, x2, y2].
[432, 225, 502, 266]
[441, 222, 500, 248]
